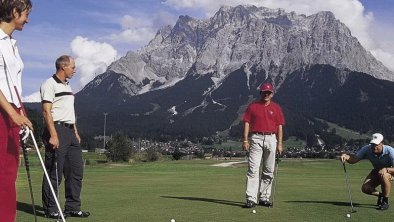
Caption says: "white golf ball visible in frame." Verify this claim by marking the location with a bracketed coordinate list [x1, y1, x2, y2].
[346, 214, 351, 218]
[171, 219, 176, 222]
[252, 210, 256, 214]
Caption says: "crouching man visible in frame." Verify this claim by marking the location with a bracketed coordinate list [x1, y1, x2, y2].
[340, 133, 394, 210]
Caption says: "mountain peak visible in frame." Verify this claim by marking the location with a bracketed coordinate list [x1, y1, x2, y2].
[75, 5, 394, 140]
[92, 4, 393, 97]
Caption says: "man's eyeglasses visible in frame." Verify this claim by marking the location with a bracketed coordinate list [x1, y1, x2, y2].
[260, 91, 273, 95]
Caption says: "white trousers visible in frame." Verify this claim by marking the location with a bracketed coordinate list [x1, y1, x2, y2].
[245, 134, 277, 203]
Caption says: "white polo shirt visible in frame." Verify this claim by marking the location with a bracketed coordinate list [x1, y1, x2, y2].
[0, 29, 23, 107]
[40, 75, 76, 124]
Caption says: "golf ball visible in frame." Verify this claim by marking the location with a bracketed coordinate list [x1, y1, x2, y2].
[171, 219, 176, 222]
[252, 210, 256, 214]
[346, 214, 350, 218]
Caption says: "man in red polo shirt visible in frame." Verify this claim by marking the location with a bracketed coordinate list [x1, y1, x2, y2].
[242, 82, 285, 208]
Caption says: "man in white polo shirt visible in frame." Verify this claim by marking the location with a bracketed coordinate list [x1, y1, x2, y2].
[40, 55, 90, 218]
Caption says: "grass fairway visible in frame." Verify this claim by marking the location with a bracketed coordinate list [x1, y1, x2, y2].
[16, 158, 394, 221]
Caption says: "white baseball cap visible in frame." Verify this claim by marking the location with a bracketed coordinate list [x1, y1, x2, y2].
[370, 133, 384, 145]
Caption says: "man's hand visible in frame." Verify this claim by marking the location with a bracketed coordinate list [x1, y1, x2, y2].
[340, 154, 349, 163]
[75, 132, 81, 144]
[242, 141, 250, 151]
[49, 135, 59, 149]
[378, 168, 387, 177]
[10, 112, 33, 129]
[276, 143, 283, 155]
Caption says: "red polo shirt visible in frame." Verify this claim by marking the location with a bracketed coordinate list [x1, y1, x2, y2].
[242, 101, 285, 133]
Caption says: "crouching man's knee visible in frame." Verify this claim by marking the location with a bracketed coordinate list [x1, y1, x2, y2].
[361, 184, 373, 194]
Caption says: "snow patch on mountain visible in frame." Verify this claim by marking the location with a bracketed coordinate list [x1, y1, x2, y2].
[168, 106, 178, 115]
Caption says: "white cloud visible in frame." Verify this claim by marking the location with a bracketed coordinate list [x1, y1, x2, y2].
[164, 0, 394, 72]
[120, 15, 152, 29]
[110, 27, 156, 45]
[23, 91, 40, 103]
[109, 14, 161, 46]
[108, 11, 178, 47]
[70, 36, 119, 90]
[153, 10, 179, 29]
[371, 49, 394, 71]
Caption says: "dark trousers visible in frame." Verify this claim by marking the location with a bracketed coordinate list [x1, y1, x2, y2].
[42, 125, 84, 213]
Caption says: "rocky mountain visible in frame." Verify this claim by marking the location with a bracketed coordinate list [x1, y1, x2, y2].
[96, 4, 392, 97]
[74, 5, 394, 142]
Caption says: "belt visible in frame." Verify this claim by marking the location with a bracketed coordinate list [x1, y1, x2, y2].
[251, 132, 275, 135]
[54, 121, 74, 129]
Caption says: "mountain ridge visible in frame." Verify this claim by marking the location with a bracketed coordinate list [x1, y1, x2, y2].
[93, 5, 392, 98]
[27, 5, 394, 144]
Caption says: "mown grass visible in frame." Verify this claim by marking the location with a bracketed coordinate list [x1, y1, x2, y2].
[16, 156, 394, 221]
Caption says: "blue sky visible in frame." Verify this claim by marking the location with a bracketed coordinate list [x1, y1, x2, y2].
[15, 0, 394, 101]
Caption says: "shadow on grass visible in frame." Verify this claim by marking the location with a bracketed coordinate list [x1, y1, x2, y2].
[17, 201, 45, 217]
[161, 196, 244, 207]
[286, 200, 376, 209]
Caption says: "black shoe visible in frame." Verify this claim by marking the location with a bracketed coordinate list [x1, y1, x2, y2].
[45, 212, 67, 219]
[243, 200, 256, 208]
[259, 199, 273, 207]
[377, 195, 383, 206]
[64, 210, 91, 218]
[379, 202, 389, 210]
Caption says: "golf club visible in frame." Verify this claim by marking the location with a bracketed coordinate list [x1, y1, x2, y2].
[342, 163, 356, 213]
[270, 152, 280, 208]
[14, 85, 37, 222]
[20, 131, 37, 222]
[11, 85, 38, 221]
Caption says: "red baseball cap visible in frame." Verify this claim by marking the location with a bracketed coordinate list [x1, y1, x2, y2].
[260, 83, 274, 92]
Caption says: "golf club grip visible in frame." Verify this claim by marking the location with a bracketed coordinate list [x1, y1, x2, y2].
[21, 144, 29, 168]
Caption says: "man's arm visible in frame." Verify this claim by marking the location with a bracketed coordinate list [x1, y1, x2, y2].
[385, 150, 394, 175]
[74, 124, 81, 143]
[340, 154, 361, 164]
[242, 122, 250, 151]
[276, 125, 283, 155]
[42, 102, 59, 149]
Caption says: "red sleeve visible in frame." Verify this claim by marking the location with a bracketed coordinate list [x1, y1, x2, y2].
[243, 104, 252, 123]
[276, 105, 285, 126]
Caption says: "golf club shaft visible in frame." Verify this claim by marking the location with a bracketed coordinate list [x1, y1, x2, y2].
[55, 152, 60, 221]
[29, 131, 66, 222]
[343, 163, 354, 212]
[21, 140, 37, 222]
[271, 153, 279, 207]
